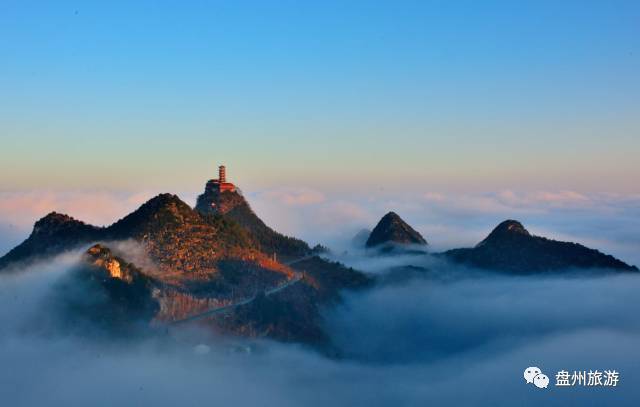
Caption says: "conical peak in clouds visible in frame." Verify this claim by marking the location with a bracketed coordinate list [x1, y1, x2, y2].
[366, 212, 428, 248]
[476, 219, 530, 248]
[445, 219, 638, 273]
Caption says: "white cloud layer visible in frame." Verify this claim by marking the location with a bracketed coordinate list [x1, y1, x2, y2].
[1, 252, 640, 406]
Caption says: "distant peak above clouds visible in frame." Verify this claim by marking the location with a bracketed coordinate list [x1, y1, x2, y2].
[365, 212, 428, 249]
[477, 219, 530, 247]
[351, 228, 371, 248]
[445, 219, 638, 273]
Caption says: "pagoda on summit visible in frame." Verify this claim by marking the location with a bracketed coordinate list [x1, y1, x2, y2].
[195, 164, 241, 215]
[209, 165, 236, 193]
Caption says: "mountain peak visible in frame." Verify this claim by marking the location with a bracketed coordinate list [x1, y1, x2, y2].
[106, 193, 197, 240]
[121, 193, 194, 223]
[144, 193, 190, 210]
[39, 211, 74, 221]
[31, 212, 100, 238]
[495, 219, 530, 235]
[382, 211, 402, 221]
[446, 219, 638, 273]
[195, 168, 310, 258]
[477, 219, 530, 247]
[195, 164, 241, 216]
[35, 211, 82, 227]
[0, 211, 102, 270]
[366, 211, 427, 248]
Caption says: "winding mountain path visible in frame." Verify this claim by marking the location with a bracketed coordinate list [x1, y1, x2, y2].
[170, 272, 304, 325]
[283, 254, 316, 266]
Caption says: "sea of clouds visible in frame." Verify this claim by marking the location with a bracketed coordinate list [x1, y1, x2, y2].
[0, 188, 639, 406]
[1, 249, 640, 406]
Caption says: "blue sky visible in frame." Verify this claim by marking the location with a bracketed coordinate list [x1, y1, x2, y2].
[1, 0, 639, 192]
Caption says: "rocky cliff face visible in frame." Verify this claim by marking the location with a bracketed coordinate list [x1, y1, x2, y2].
[365, 212, 428, 251]
[53, 244, 161, 332]
[85, 244, 146, 283]
[444, 220, 638, 273]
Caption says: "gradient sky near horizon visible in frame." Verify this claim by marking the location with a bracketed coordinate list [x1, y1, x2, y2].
[1, 1, 639, 193]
